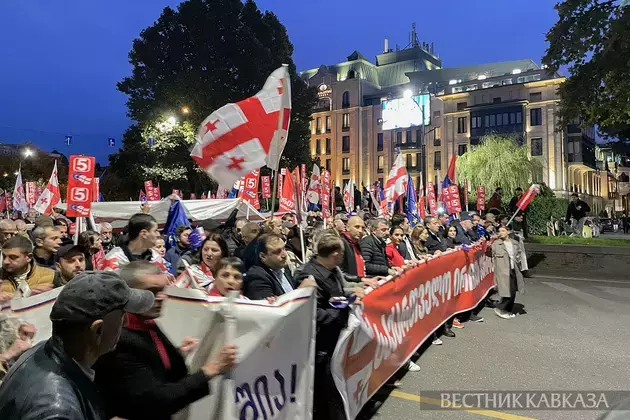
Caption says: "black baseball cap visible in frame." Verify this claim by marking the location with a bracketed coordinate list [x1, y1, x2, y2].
[50, 271, 154, 323]
[54, 244, 88, 264]
[460, 212, 474, 222]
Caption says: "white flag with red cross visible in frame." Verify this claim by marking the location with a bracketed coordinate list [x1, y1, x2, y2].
[516, 184, 540, 211]
[34, 161, 61, 215]
[306, 164, 321, 204]
[191, 66, 291, 188]
[384, 154, 408, 204]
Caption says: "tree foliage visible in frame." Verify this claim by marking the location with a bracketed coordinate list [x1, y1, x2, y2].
[457, 134, 543, 194]
[543, 0, 630, 140]
[106, 0, 316, 198]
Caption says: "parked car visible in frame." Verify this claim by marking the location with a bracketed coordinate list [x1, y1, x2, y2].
[599, 218, 620, 233]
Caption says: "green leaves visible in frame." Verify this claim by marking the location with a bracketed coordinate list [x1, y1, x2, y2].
[456, 134, 542, 195]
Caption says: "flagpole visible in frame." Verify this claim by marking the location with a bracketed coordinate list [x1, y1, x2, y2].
[506, 208, 521, 227]
[269, 64, 289, 219]
[270, 169, 279, 218]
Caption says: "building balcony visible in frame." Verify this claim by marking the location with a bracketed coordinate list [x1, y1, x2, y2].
[394, 142, 420, 150]
[313, 105, 331, 113]
[342, 126, 350, 132]
[609, 191, 620, 200]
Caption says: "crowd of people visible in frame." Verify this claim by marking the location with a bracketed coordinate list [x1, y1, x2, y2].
[0, 196, 532, 420]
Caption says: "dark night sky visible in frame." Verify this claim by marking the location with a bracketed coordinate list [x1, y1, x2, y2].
[0, 0, 560, 164]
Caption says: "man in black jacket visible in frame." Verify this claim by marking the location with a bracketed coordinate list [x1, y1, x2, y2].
[565, 193, 591, 236]
[243, 233, 314, 300]
[295, 233, 363, 420]
[94, 261, 237, 420]
[424, 216, 448, 254]
[360, 218, 398, 276]
[0, 271, 155, 420]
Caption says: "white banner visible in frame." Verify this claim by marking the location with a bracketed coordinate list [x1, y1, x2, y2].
[4, 286, 316, 420]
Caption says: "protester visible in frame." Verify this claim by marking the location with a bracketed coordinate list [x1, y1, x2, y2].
[244, 233, 314, 300]
[164, 225, 191, 270]
[294, 233, 364, 420]
[391, 214, 417, 261]
[94, 261, 237, 420]
[424, 216, 448, 254]
[565, 193, 591, 236]
[262, 217, 283, 235]
[14, 219, 27, 237]
[340, 215, 366, 277]
[360, 218, 397, 276]
[386, 226, 407, 268]
[0, 317, 35, 382]
[101, 213, 167, 273]
[176, 233, 229, 289]
[473, 214, 487, 238]
[487, 187, 503, 214]
[53, 244, 87, 287]
[285, 224, 310, 275]
[31, 225, 62, 268]
[0, 220, 16, 268]
[154, 236, 167, 258]
[333, 213, 347, 234]
[0, 271, 155, 420]
[455, 213, 476, 245]
[200, 203, 239, 248]
[99, 222, 116, 253]
[444, 225, 460, 248]
[490, 225, 526, 319]
[410, 225, 429, 257]
[25, 208, 37, 224]
[234, 221, 260, 259]
[78, 230, 104, 271]
[437, 212, 450, 235]
[208, 256, 244, 297]
[0, 235, 55, 300]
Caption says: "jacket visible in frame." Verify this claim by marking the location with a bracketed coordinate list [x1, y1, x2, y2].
[400, 236, 418, 261]
[454, 224, 474, 245]
[425, 230, 447, 254]
[339, 233, 364, 277]
[0, 263, 55, 296]
[101, 245, 169, 273]
[359, 234, 390, 276]
[566, 199, 591, 222]
[294, 260, 349, 355]
[385, 243, 405, 267]
[243, 264, 296, 300]
[489, 237, 526, 298]
[164, 243, 189, 272]
[0, 336, 108, 420]
[94, 325, 210, 420]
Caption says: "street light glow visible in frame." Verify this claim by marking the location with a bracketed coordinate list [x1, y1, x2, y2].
[14, 171, 19, 176]
[181, 106, 190, 114]
[23, 148, 33, 158]
[167, 116, 177, 125]
[2, 173, 7, 177]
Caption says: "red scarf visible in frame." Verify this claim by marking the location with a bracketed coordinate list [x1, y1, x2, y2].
[341, 232, 365, 277]
[126, 313, 171, 370]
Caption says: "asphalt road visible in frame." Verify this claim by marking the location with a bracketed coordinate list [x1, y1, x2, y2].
[357, 276, 630, 420]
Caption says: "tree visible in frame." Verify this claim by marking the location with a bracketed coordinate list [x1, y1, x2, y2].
[456, 134, 543, 195]
[106, 0, 316, 198]
[543, 0, 630, 140]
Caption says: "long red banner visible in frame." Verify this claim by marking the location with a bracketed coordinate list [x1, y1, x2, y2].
[332, 244, 494, 419]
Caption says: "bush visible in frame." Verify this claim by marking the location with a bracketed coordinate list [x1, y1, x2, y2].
[526, 195, 569, 235]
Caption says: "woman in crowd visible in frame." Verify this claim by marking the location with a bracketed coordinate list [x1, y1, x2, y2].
[153, 236, 167, 258]
[489, 224, 526, 319]
[78, 230, 104, 270]
[410, 225, 429, 258]
[444, 225, 460, 249]
[385, 226, 406, 268]
[207, 257, 244, 297]
[176, 233, 229, 290]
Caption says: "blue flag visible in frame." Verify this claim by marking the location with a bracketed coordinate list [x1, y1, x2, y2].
[406, 175, 420, 227]
[163, 200, 191, 250]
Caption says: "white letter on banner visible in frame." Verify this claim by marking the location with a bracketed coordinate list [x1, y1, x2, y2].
[432, 279, 440, 309]
[453, 268, 461, 297]
[424, 280, 432, 315]
[445, 271, 452, 301]
[461, 265, 469, 292]
[416, 284, 425, 320]
[409, 288, 418, 325]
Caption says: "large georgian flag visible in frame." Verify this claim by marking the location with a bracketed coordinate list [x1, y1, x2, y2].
[384, 153, 408, 204]
[34, 161, 61, 214]
[191, 66, 292, 188]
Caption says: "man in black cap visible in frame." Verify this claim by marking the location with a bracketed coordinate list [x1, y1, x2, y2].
[53, 244, 87, 287]
[455, 212, 477, 245]
[0, 271, 155, 420]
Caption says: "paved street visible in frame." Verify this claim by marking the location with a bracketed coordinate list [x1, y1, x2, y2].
[357, 276, 630, 420]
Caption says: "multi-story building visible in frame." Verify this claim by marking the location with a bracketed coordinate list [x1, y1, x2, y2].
[301, 26, 605, 212]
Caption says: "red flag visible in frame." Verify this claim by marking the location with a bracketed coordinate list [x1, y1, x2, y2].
[444, 185, 462, 215]
[6, 192, 12, 211]
[92, 178, 100, 202]
[66, 156, 95, 217]
[446, 155, 457, 185]
[427, 182, 438, 216]
[25, 182, 37, 206]
[279, 168, 296, 213]
[261, 176, 271, 199]
[277, 168, 285, 199]
[321, 170, 331, 219]
[191, 66, 291, 188]
[144, 181, 155, 201]
[384, 154, 408, 204]
[0, 194, 6, 212]
[241, 169, 261, 209]
[154, 184, 161, 200]
[516, 184, 540, 211]
[476, 186, 486, 212]
[417, 175, 426, 220]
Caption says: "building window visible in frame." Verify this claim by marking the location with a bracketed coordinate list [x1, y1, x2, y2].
[416, 153, 422, 170]
[457, 117, 467, 133]
[493, 97, 501, 103]
[377, 155, 384, 173]
[471, 116, 482, 129]
[396, 131, 402, 143]
[465, 84, 478, 91]
[342, 113, 350, 131]
[530, 92, 542, 102]
[316, 117, 321, 133]
[406, 130, 412, 143]
[458, 144, 467, 156]
[510, 112, 516, 124]
[482, 81, 500, 89]
[342, 157, 350, 173]
[315, 139, 321, 155]
[434, 151, 441, 170]
[434, 138, 441, 147]
[325, 158, 331, 172]
[342, 91, 350, 108]
[501, 78, 513, 86]
[516, 111, 522, 124]
[406, 154, 413, 168]
[433, 110, 441, 118]
[531, 137, 543, 156]
[457, 102, 467, 111]
[377, 133, 383, 151]
[416, 129, 423, 145]
[325, 116, 331, 132]
[342, 136, 350, 153]
[489, 114, 496, 127]
[434, 126, 441, 140]
[325, 138, 331, 154]
[530, 108, 542, 126]
[503, 113, 508, 125]
[497, 114, 503, 126]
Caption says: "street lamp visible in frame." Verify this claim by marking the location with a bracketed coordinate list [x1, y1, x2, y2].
[181, 106, 190, 115]
[23, 148, 33, 158]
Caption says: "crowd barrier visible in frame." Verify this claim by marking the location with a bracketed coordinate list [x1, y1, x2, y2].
[2, 243, 494, 420]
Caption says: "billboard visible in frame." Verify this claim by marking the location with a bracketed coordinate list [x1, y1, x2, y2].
[381, 94, 430, 130]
